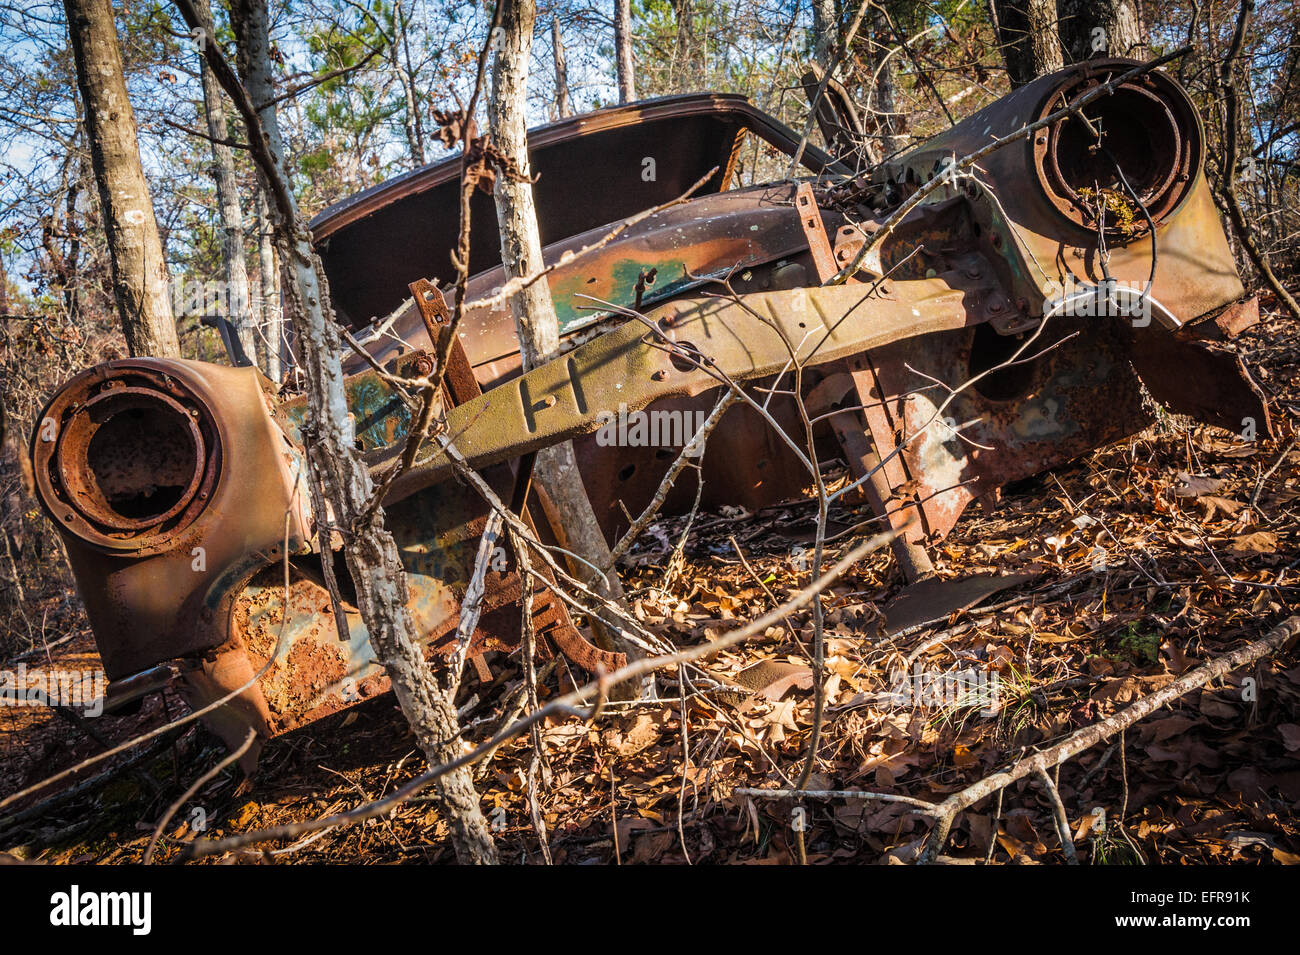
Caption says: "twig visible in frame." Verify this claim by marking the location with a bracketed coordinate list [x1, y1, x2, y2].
[733, 787, 934, 811]
[918, 614, 1300, 863]
[1034, 767, 1078, 864]
[181, 532, 896, 858]
[143, 729, 256, 865]
[0, 502, 300, 815]
[1251, 433, 1298, 510]
[603, 389, 736, 572]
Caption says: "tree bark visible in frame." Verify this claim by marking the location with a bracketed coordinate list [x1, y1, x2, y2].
[551, 17, 572, 118]
[201, 0, 498, 863]
[193, 0, 254, 365]
[812, 0, 838, 68]
[490, 0, 635, 664]
[668, 0, 703, 87]
[63, 0, 179, 357]
[1211, 0, 1300, 317]
[870, 5, 901, 159]
[390, 0, 427, 165]
[614, 0, 636, 102]
[990, 0, 1064, 88]
[255, 188, 282, 381]
[1058, 0, 1144, 62]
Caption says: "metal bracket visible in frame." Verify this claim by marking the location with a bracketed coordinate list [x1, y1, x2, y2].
[796, 182, 838, 284]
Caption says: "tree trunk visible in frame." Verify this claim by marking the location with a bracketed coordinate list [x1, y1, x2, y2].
[1058, 0, 1144, 62]
[812, 0, 838, 68]
[870, 5, 901, 159]
[490, 0, 635, 662]
[990, 0, 1064, 88]
[193, 0, 254, 365]
[209, 0, 498, 864]
[551, 18, 572, 118]
[63, 0, 179, 357]
[391, 0, 427, 166]
[614, 0, 636, 102]
[255, 188, 282, 381]
[668, 0, 702, 87]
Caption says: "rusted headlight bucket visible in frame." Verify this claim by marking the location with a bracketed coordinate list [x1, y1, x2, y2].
[33, 365, 222, 555]
[1033, 68, 1202, 236]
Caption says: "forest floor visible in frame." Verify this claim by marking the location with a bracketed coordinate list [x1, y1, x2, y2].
[2, 308, 1298, 865]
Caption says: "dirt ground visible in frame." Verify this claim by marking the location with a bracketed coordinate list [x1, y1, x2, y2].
[2, 311, 1298, 865]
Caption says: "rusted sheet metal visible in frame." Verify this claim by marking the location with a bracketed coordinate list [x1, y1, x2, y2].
[200, 475, 619, 744]
[1128, 331, 1272, 436]
[858, 317, 1155, 541]
[28, 66, 1275, 754]
[387, 279, 984, 498]
[352, 181, 840, 384]
[833, 58, 1244, 323]
[31, 359, 310, 680]
[311, 93, 844, 331]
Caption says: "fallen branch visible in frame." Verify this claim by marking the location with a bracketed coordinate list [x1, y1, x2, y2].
[918, 614, 1300, 863]
[180, 531, 896, 859]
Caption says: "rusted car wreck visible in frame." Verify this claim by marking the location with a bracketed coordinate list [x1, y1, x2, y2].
[30, 59, 1271, 752]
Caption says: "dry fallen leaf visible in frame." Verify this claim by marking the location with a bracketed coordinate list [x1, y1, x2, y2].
[1225, 531, 1277, 555]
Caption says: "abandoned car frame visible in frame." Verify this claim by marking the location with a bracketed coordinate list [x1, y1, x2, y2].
[29, 59, 1272, 753]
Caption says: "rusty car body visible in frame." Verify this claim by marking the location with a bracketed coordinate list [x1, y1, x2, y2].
[29, 60, 1271, 753]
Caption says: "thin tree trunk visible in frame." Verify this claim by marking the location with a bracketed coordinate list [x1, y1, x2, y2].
[551, 17, 572, 118]
[668, 0, 701, 87]
[990, 0, 1064, 88]
[614, 0, 636, 102]
[391, 0, 427, 166]
[198, 0, 498, 863]
[63, 0, 179, 357]
[490, 0, 636, 667]
[1212, 0, 1300, 317]
[812, 0, 837, 68]
[63, 155, 84, 323]
[870, 6, 901, 158]
[1058, 0, 1144, 62]
[255, 188, 282, 381]
[193, 0, 253, 365]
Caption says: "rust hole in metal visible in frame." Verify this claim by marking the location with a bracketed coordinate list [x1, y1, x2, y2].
[969, 325, 1037, 403]
[60, 389, 204, 531]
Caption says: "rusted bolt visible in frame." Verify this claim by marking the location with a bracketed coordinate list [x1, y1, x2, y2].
[989, 300, 1005, 313]
[413, 356, 434, 375]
